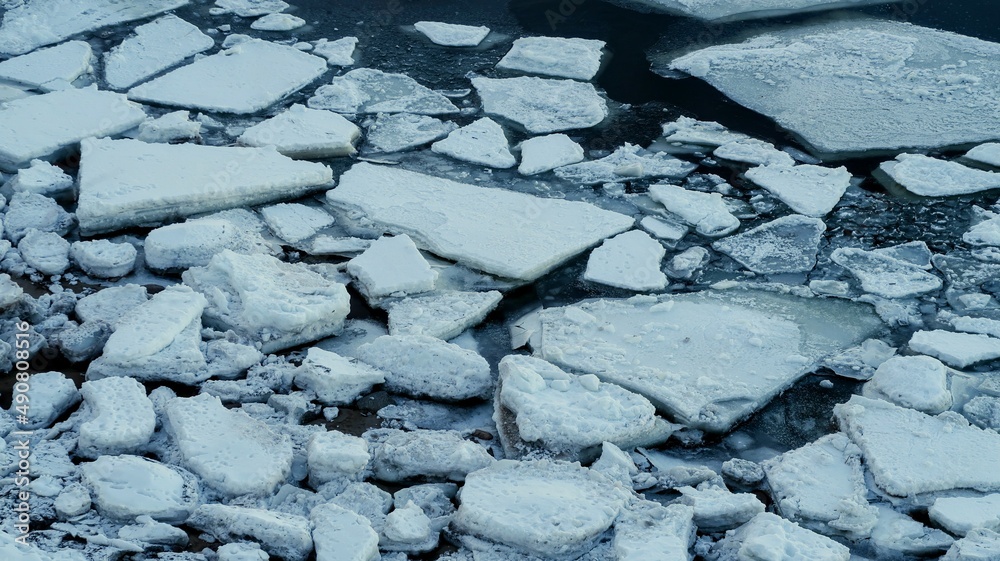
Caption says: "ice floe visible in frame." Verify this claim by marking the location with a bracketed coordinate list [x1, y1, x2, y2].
[944, 528, 1000, 560]
[712, 214, 825, 274]
[517, 133, 584, 175]
[386, 290, 502, 340]
[295, 347, 386, 406]
[497, 37, 605, 81]
[369, 429, 494, 482]
[214, 0, 288, 17]
[136, 110, 202, 143]
[260, 202, 335, 244]
[144, 209, 278, 273]
[554, 144, 697, 185]
[11, 371, 78, 429]
[77, 377, 156, 458]
[308, 68, 458, 115]
[70, 240, 137, 279]
[5, 160, 73, 198]
[311, 503, 380, 561]
[18, 229, 70, 275]
[930, 495, 1000, 537]
[0, 40, 92, 91]
[312, 37, 358, 66]
[877, 154, 1000, 197]
[583, 230, 667, 291]
[744, 164, 852, 217]
[648, 183, 739, 237]
[356, 334, 492, 401]
[307, 430, 370, 484]
[5, 192, 73, 242]
[431, 117, 516, 168]
[715, 512, 851, 560]
[346, 235, 438, 299]
[104, 15, 214, 91]
[365, 113, 457, 153]
[862, 355, 952, 414]
[613, 502, 695, 561]
[239, 104, 360, 158]
[414, 22, 490, 47]
[965, 143, 1000, 170]
[676, 484, 765, 532]
[251, 13, 306, 31]
[908, 329, 1000, 369]
[471, 76, 608, 133]
[608, 0, 894, 22]
[187, 504, 312, 561]
[81, 455, 199, 523]
[714, 138, 795, 167]
[831, 247, 942, 299]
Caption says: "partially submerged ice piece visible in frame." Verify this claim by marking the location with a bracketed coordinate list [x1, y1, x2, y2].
[762, 433, 878, 539]
[712, 214, 825, 274]
[0, 88, 146, 172]
[453, 460, 631, 558]
[877, 154, 1000, 197]
[744, 164, 852, 217]
[414, 21, 490, 47]
[870, 504, 955, 558]
[431, 117, 516, 168]
[472, 75, 608, 133]
[524, 289, 883, 432]
[497, 37, 605, 81]
[944, 528, 1000, 561]
[613, 502, 695, 561]
[715, 512, 851, 561]
[676, 484, 765, 532]
[356, 334, 492, 401]
[238, 104, 361, 158]
[659, 116, 749, 149]
[70, 239, 137, 279]
[553, 144, 697, 185]
[346, 235, 438, 299]
[81, 455, 199, 523]
[0, 0, 189, 56]
[386, 290, 502, 340]
[648, 183, 739, 237]
[129, 40, 327, 114]
[908, 329, 1000, 369]
[370, 429, 494, 482]
[104, 15, 214, 90]
[583, 230, 667, 291]
[518, 133, 585, 175]
[0, 40, 92, 91]
[5, 159, 74, 198]
[76, 137, 332, 235]
[831, 247, 942, 299]
[862, 355, 952, 414]
[136, 110, 202, 143]
[296, 347, 385, 406]
[183, 250, 351, 353]
[214, 0, 289, 17]
[144, 209, 278, 272]
[714, 138, 794, 167]
[605, 0, 894, 22]
[930, 495, 1000, 537]
[187, 504, 312, 561]
[326, 163, 634, 281]
[835, 395, 1000, 497]
[311, 503, 380, 561]
[365, 113, 457, 153]
[251, 13, 306, 31]
[668, 18, 1000, 158]
[308, 68, 458, 115]
[313, 36, 358, 66]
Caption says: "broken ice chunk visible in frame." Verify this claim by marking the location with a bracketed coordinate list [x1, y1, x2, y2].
[308, 68, 458, 115]
[78, 377, 155, 459]
[4, 192, 73, 243]
[356, 335, 492, 401]
[76, 138, 332, 235]
[70, 240, 137, 279]
[75, 284, 148, 326]
[251, 13, 306, 31]
[870, 504, 955, 557]
[414, 21, 490, 47]
[136, 110, 202, 143]
[716, 512, 850, 560]
[295, 347, 386, 406]
[862, 355, 952, 414]
[18, 228, 70, 275]
[365, 113, 457, 153]
[5, 159, 73, 198]
[81, 455, 199, 523]
[129, 40, 327, 114]
[713, 138, 795, 167]
[877, 154, 1000, 197]
[431, 117, 516, 168]
[144, 209, 278, 273]
[676, 484, 765, 532]
[613, 501, 695, 561]
[872, 240, 933, 269]
[965, 214, 1000, 247]
[260, 202, 336, 244]
[944, 528, 1000, 560]
[312, 37, 358, 66]
[659, 116, 749, 148]
[104, 15, 214, 91]
[497, 37, 605, 81]
[666, 246, 709, 279]
[472, 75, 608, 133]
[831, 247, 942, 299]
[583, 230, 667, 291]
[187, 504, 312, 561]
[908, 330, 1000, 369]
[308, 430, 370, 485]
[744, 164, 851, 217]
[239, 104, 361, 159]
[311, 503, 380, 561]
[370, 429, 494, 482]
[648, 183, 739, 237]
[554, 144, 697, 185]
[964, 143, 1000, 170]
[347, 235, 438, 299]
[930, 495, 1000, 537]
[517, 133, 584, 175]
[0, 40, 92, 91]
[382, 501, 437, 552]
[214, 0, 288, 16]
[10, 371, 79, 429]
[713, 214, 825, 274]
[386, 290, 502, 340]
[640, 215, 688, 241]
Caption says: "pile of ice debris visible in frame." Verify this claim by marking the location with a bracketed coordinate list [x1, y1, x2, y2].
[1, 0, 1000, 560]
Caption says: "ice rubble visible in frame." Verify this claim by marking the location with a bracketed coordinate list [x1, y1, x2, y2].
[583, 230, 668, 291]
[744, 164, 852, 217]
[606, 0, 894, 21]
[714, 138, 794, 167]
[136, 110, 202, 143]
[431, 117, 516, 168]
[104, 15, 214, 91]
[518, 133, 584, 175]
[831, 247, 942, 299]
[326, 163, 634, 281]
[214, 0, 289, 17]
[712, 214, 825, 274]
[471, 76, 608, 133]
[308, 68, 458, 115]
[307, 430, 369, 484]
[295, 347, 385, 406]
[346, 235, 438, 299]
[647, 183, 739, 237]
[668, 18, 1000, 158]
[251, 13, 306, 31]
[311, 503, 380, 561]
[497, 37, 605, 81]
[386, 290, 502, 340]
[930, 495, 1000, 537]
[414, 21, 490, 47]
[945, 529, 1000, 560]
[522, 289, 883, 432]
[553, 144, 697, 185]
[877, 154, 1000, 197]
[75, 138, 332, 235]
[0, 41, 92, 91]
[11, 371, 78, 429]
[365, 113, 457, 153]
[77, 377, 155, 458]
[908, 329, 1000, 368]
[81, 455, 199, 523]
[0, 88, 146, 172]
[369, 429, 494, 482]
[356, 335, 492, 401]
[0, 0, 189, 56]
[659, 116, 749, 149]
[640, 215, 688, 242]
[675, 484, 765, 531]
[238, 104, 361, 158]
[19, 229, 70, 275]
[129, 40, 327, 114]
[187, 504, 313, 561]
[862, 355, 952, 414]
[715, 512, 851, 561]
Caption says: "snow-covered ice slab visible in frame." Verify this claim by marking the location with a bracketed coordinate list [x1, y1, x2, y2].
[835, 395, 1000, 497]
[870, 504, 954, 557]
[251, 13, 305, 31]
[70, 240, 137, 279]
[296, 347, 385, 406]
[311, 503, 380, 561]
[908, 330, 1000, 369]
[144, 209, 278, 272]
[965, 143, 1000, 170]
[712, 214, 825, 274]
[494, 355, 675, 459]
[714, 138, 794, 167]
[715, 512, 850, 561]
[497, 37, 605, 81]
[188, 504, 312, 561]
[744, 164, 851, 217]
[136, 109, 201, 143]
[6, 159, 73, 198]
[0, 0, 189, 56]
[518, 133, 584, 175]
[613, 502, 695, 561]
[19, 229, 70, 275]
[877, 154, 1000, 197]
[659, 116, 749, 148]
[326, 163, 634, 281]
[414, 21, 490, 47]
[607, 0, 893, 21]
[554, 144, 697, 185]
[453, 460, 630, 558]
[944, 529, 1000, 560]
[386, 290, 502, 340]
[862, 355, 951, 414]
[930, 495, 1000, 537]
[129, 40, 326, 114]
[165, 394, 294, 496]
[370, 429, 495, 482]
[104, 15, 214, 91]
[356, 334, 492, 401]
[308, 68, 458, 115]
[525, 289, 883, 432]
[238, 104, 361, 158]
[307, 430, 370, 484]
[365, 113, 457, 153]
[762, 433, 877, 538]
[676, 484, 765, 532]
[583, 230, 667, 291]
[648, 183, 739, 237]
[214, 0, 288, 16]
[81, 455, 199, 523]
[831, 248, 942, 299]
[78, 377, 156, 458]
[431, 117, 515, 168]
[313, 37, 358, 66]
[0, 88, 145, 172]
[472, 76, 608, 133]
[182, 250, 351, 353]
[0, 41, 92, 91]
[668, 19, 1000, 158]
[76, 137, 332, 235]
[347, 235, 438, 299]
[11, 371, 78, 429]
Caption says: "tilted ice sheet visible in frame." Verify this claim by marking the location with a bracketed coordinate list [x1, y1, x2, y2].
[239, 104, 361, 159]
[308, 68, 458, 115]
[414, 21, 490, 47]
[668, 18, 1000, 158]
[877, 154, 1000, 197]
[744, 164, 851, 217]
[472, 76, 608, 134]
[326, 163, 634, 281]
[104, 15, 214, 91]
[0, 40, 92, 91]
[497, 37, 605, 81]
[604, 0, 894, 21]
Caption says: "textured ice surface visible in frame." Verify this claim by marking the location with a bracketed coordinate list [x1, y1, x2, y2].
[518, 133, 584, 175]
[214, 0, 289, 16]
[386, 290, 502, 340]
[668, 19, 1000, 158]
[862, 355, 952, 414]
[497, 37, 605, 81]
[251, 13, 306, 31]
[144, 210, 277, 272]
[313, 37, 358, 66]
[431, 117, 516, 168]
[5, 159, 73, 198]
[526, 289, 883, 432]
[607, 0, 893, 21]
[908, 329, 1000, 368]
[307, 430, 370, 484]
[370, 429, 494, 482]
[944, 528, 1000, 561]
[296, 347, 385, 406]
[11, 371, 78, 429]
[136, 110, 202, 143]
[239, 104, 361, 158]
[365, 113, 457, 153]
[831, 247, 942, 299]
[744, 164, 852, 217]
[714, 138, 794, 167]
[187, 504, 313, 561]
[4, 192, 70, 242]
[104, 15, 213, 90]
[129, 40, 327, 114]
[326, 163, 634, 281]
[308, 68, 458, 115]
[659, 116, 748, 148]
[78, 377, 155, 458]
[715, 512, 851, 561]
[414, 21, 490, 47]
[70, 239, 137, 279]
[81, 455, 198, 523]
[878, 154, 1000, 197]
[583, 230, 667, 291]
[870, 503, 955, 557]
[260, 203, 336, 244]
[613, 502, 695, 561]
[18, 229, 70, 275]
[0, 40, 92, 91]
[930, 495, 1000, 537]
[311, 503, 380, 561]
[554, 144, 697, 185]
[76, 138, 332, 235]
[712, 214, 825, 274]
[648, 183, 739, 237]
[347, 235, 438, 299]
[472, 76, 608, 133]
[676, 484, 765, 531]
[356, 334, 492, 401]
[965, 143, 1000, 169]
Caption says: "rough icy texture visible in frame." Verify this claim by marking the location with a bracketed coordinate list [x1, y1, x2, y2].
[78, 377, 155, 458]
[497, 37, 605, 81]
[714, 138, 794, 167]
[70, 240, 137, 279]
[18, 229, 70, 275]
[831, 247, 942, 299]
[251, 13, 305, 31]
[311, 503, 380, 561]
[930, 495, 1000, 537]
[129, 40, 327, 114]
[5, 192, 73, 242]
[75, 284, 148, 325]
[0, 0, 189, 56]
[554, 144, 697, 185]
[386, 290, 502, 340]
[713, 215, 825, 274]
[676, 484, 765, 532]
[660, 116, 748, 147]
[76, 137, 332, 235]
[183, 250, 351, 353]
[648, 183, 739, 237]
[347, 235, 438, 299]
[669, 19, 1000, 158]
[144, 210, 277, 272]
[908, 329, 1000, 368]
[295, 347, 385, 406]
[835, 395, 1000, 497]
[5, 159, 73, 198]
[326, 163, 634, 281]
[862, 355, 952, 414]
[870, 504, 954, 557]
[365, 113, 457, 153]
[431, 117, 516, 168]
[641, 215, 689, 241]
[104, 15, 214, 90]
[187, 504, 312, 561]
[472, 76, 608, 134]
[744, 164, 851, 217]
[165, 394, 294, 496]
[414, 21, 490, 47]
[613, 502, 695, 561]
[453, 460, 630, 558]
[12, 371, 79, 429]
[518, 133, 584, 175]
[313, 37, 358, 66]
[965, 143, 1000, 169]
[944, 528, 1000, 561]
[260, 203, 336, 244]
[583, 230, 667, 291]
[0, 88, 146, 171]
[136, 110, 201, 143]
[308, 68, 458, 115]
[762, 433, 877, 538]
[356, 334, 492, 401]
[214, 0, 288, 16]
[308, 430, 370, 484]
[81, 455, 198, 523]
[371, 429, 494, 482]
[879, 154, 1000, 197]
[609, 0, 893, 21]
[715, 512, 851, 561]
[0, 40, 92, 91]
[527, 289, 883, 432]
[239, 104, 361, 158]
